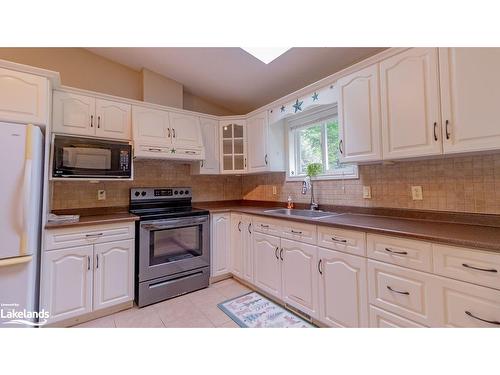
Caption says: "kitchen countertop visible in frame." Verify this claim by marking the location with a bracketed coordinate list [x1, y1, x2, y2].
[45, 212, 139, 229]
[194, 203, 500, 253]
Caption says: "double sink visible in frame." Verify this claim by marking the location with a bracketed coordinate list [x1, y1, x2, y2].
[264, 208, 342, 220]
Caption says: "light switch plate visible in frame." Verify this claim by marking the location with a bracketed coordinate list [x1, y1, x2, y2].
[411, 186, 423, 200]
[363, 186, 371, 199]
[272, 186, 277, 195]
[98, 190, 106, 200]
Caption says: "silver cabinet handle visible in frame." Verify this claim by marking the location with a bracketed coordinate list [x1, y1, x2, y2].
[167, 128, 171, 138]
[445, 119, 450, 140]
[318, 259, 323, 275]
[279, 248, 284, 261]
[339, 139, 343, 154]
[248, 223, 252, 234]
[237, 221, 241, 232]
[201, 160, 204, 168]
[433, 122, 438, 141]
[265, 154, 268, 165]
[244, 158, 247, 168]
[385, 247, 408, 255]
[90, 115, 94, 128]
[291, 229, 302, 234]
[331, 236, 347, 243]
[462, 263, 498, 273]
[97, 116, 101, 128]
[465, 311, 500, 326]
[172, 128, 176, 138]
[87, 256, 91, 271]
[387, 285, 410, 295]
[275, 246, 279, 260]
[96, 254, 99, 269]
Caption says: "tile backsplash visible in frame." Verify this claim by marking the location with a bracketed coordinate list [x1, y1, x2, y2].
[241, 153, 500, 215]
[51, 160, 242, 210]
[52, 154, 500, 215]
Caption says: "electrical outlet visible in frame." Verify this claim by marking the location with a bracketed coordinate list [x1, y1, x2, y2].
[411, 186, 423, 200]
[363, 186, 372, 199]
[272, 186, 277, 195]
[97, 190, 106, 200]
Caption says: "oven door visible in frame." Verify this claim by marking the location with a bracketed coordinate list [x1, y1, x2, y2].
[139, 215, 210, 282]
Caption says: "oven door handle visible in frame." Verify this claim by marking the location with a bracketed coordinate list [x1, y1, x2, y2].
[141, 217, 209, 230]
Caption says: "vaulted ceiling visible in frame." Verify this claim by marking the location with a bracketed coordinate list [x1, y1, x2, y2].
[87, 47, 385, 114]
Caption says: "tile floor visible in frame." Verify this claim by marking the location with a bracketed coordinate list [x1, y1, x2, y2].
[74, 278, 251, 328]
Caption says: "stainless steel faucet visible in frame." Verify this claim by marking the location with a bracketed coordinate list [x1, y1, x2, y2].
[302, 177, 319, 210]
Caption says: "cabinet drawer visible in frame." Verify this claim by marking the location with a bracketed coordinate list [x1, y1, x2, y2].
[367, 260, 439, 326]
[436, 277, 500, 328]
[367, 234, 432, 272]
[45, 222, 135, 251]
[369, 305, 426, 328]
[433, 244, 500, 290]
[252, 216, 283, 237]
[280, 220, 316, 245]
[317, 226, 366, 256]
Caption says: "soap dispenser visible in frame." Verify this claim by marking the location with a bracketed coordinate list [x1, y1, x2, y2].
[287, 195, 294, 209]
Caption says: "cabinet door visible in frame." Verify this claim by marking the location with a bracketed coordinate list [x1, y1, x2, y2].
[380, 48, 442, 159]
[211, 213, 231, 277]
[246, 112, 268, 173]
[439, 48, 500, 153]
[253, 232, 281, 298]
[0, 67, 48, 125]
[195, 117, 219, 174]
[281, 238, 319, 318]
[242, 216, 254, 283]
[41, 246, 93, 324]
[95, 99, 131, 140]
[132, 106, 170, 146]
[337, 64, 382, 162]
[230, 214, 244, 278]
[93, 239, 134, 311]
[220, 120, 247, 174]
[169, 112, 203, 149]
[318, 248, 368, 327]
[52, 91, 95, 136]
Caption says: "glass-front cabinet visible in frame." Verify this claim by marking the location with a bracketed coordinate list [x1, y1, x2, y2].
[219, 119, 247, 174]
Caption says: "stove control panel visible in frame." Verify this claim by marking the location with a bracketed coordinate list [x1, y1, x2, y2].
[130, 187, 192, 200]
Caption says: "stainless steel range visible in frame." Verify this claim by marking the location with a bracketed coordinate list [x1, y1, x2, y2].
[130, 187, 210, 307]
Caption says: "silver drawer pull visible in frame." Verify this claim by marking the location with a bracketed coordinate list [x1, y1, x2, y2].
[85, 233, 103, 238]
[291, 230, 302, 234]
[331, 236, 347, 243]
[148, 148, 163, 152]
[185, 151, 197, 154]
[465, 311, 500, 326]
[260, 224, 270, 228]
[385, 247, 408, 255]
[462, 263, 498, 273]
[387, 285, 410, 295]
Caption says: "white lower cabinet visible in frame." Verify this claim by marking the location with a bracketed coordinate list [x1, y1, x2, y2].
[242, 215, 254, 283]
[210, 213, 231, 278]
[93, 239, 134, 311]
[42, 225, 135, 325]
[281, 239, 319, 319]
[230, 213, 244, 278]
[41, 245, 93, 323]
[369, 305, 426, 328]
[318, 248, 368, 327]
[253, 232, 282, 299]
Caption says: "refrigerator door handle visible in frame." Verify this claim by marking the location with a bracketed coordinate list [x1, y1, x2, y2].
[20, 124, 34, 256]
[0, 255, 33, 268]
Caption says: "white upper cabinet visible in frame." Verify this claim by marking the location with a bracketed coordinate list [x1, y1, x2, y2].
[132, 106, 171, 155]
[53, 91, 131, 140]
[338, 64, 382, 162]
[380, 48, 442, 159]
[0, 68, 49, 125]
[95, 98, 131, 140]
[220, 119, 247, 174]
[193, 117, 219, 174]
[53, 91, 95, 137]
[168, 112, 203, 149]
[246, 112, 268, 173]
[93, 239, 134, 311]
[439, 48, 500, 154]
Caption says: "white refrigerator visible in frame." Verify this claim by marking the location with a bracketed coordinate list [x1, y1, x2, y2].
[0, 122, 43, 326]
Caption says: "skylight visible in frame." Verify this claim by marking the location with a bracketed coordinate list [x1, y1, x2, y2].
[241, 47, 291, 64]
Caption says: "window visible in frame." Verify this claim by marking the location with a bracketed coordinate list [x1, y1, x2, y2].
[287, 106, 358, 180]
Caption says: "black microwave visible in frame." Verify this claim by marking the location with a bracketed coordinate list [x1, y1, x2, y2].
[52, 135, 132, 179]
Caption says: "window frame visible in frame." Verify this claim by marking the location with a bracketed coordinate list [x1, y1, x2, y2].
[286, 105, 359, 182]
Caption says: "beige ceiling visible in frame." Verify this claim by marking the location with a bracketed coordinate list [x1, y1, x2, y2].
[86, 47, 385, 114]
